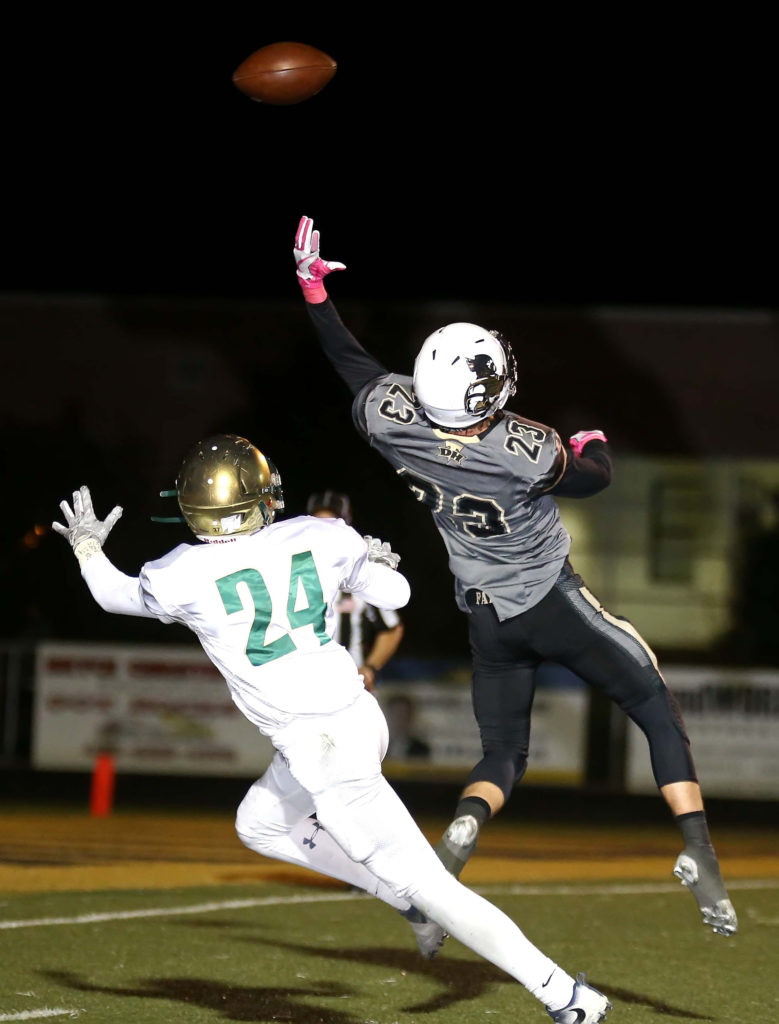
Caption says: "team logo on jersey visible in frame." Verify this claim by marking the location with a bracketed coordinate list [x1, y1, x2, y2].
[436, 439, 467, 464]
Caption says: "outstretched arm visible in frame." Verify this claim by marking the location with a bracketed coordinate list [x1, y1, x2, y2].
[294, 215, 388, 397]
[53, 486, 156, 618]
[549, 430, 612, 497]
[341, 535, 410, 611]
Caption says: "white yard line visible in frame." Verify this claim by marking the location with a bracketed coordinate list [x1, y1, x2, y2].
[1, 878, 777, 931]
[477, 878, 779, 897]
[0, 1011, 82, 1021]
[0, 891, 353, 930]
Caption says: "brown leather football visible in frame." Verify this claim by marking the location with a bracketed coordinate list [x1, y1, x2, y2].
[232, 42, 337, 105]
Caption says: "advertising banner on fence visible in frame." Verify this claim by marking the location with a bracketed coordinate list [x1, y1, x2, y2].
[626, 665, 779, 798]
[376, 661, 588, 785]
[33, 645, 589, 783]
[33, 642, 275, 776]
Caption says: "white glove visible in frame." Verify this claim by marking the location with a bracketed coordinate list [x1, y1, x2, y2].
[52, 485, 123, 566]
[294, 215, 346, 303]
[364, 535, 401, 571]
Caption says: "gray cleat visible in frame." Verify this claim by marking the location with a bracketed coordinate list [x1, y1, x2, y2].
[673, 851, 738, 936]
[399, 905, 447, 959]
[547, 973, 611, 1024]
[434, 813, 480, 878]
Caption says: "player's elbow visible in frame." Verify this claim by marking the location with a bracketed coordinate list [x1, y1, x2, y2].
[391, 574, 411, 610]
[359, 565, 411, 610]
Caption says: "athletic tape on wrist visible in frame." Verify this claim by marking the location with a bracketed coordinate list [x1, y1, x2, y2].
[74, 537, 102, 567]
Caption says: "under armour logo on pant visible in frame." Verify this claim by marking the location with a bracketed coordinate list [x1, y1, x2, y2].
[303, 821, 323, 849]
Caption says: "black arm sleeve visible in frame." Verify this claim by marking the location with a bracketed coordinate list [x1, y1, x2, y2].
[306, 298, 388, 397]
[549, 440, 612, 497]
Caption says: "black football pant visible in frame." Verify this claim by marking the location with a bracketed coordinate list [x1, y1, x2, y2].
[465, 560, 696, 801]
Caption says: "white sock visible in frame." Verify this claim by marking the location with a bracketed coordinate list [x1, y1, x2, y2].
[412, 872, 575, 1009]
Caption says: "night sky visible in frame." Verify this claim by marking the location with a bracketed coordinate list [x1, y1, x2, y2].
[5, 14, 774, 307]
[2, 15, 776, 656]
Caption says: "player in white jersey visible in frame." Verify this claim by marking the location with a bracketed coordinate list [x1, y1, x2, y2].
[53, 433, 611, 1024]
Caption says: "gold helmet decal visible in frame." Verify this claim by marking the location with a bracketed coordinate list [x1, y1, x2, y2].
[176, 434, 284, 539]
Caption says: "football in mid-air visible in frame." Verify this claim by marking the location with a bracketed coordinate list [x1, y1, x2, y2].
[232, 42, 337, 105]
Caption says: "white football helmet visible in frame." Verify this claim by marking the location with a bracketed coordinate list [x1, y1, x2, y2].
[412, 322, 518, 428]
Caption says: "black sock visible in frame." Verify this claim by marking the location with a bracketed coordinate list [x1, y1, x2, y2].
[434, 797, 491, 878]
[674, 810, 729, 903]
[676, 810, 713, 850]
[454, 796, 491, 828]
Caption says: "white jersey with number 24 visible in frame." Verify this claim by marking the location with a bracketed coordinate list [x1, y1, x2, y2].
[137, 515, 409, 738]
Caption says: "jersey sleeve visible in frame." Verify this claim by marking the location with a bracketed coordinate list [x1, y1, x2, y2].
[137, 544, 194, 625]
[533, 431, 567, 495]
[353, 373, 420, 444]
[352, 373, 395, 439]
[502, 417, 567, 498]
[336, 525, 411, 611]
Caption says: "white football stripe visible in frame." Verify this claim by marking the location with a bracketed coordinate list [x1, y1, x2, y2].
[1, 879, 777, 931]
[0, 1011, 83, 1021]
[0, 891, 355, 930]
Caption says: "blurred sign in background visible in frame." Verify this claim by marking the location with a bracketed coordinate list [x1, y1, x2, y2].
[1, 294, 778, 803]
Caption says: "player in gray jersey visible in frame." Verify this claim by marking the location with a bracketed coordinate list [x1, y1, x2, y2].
[292, 215, 737, 949]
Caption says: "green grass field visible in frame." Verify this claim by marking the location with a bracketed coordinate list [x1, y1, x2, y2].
[2, 873, 778, 1023]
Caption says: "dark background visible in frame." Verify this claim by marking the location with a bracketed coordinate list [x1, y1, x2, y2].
[4, 13, 775, 306]
[2, 13, 777, 659]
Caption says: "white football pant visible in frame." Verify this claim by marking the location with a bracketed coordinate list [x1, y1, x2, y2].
[235, 690, 574, 1009]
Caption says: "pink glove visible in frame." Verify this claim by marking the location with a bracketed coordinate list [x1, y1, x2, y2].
[294, 215, 346, 303]
[569, 430, 608, 457]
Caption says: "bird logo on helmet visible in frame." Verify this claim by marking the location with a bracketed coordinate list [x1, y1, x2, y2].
[176, 434, 284, 540]
[412, 323, 518, 429]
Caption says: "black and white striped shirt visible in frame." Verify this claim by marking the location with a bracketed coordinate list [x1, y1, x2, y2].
[332, 590, 401, 668]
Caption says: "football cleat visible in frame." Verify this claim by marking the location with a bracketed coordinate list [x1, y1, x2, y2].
[673, 852, 738, 936]
[435, 813, 480, 878]
[399, 905, 447, 959]
[547, 974, 611, 1024]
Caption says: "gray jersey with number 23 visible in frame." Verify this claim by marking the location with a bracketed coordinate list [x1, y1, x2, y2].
[355, 373, 571, 621]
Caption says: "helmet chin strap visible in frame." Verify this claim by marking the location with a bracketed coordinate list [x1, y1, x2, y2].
[259, 501, 274, 525]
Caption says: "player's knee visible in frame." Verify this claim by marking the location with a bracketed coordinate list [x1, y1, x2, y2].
[467, 748, 527, 802]
[627, 688, 696, 786]
[235, 789, 289, 854]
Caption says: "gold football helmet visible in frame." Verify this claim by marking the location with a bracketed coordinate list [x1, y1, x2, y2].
[176, 434, 284, 538]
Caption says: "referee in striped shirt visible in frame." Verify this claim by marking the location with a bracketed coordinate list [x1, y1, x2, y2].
[307, 490, 404, 692]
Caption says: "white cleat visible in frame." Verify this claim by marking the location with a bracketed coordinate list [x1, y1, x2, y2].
[399, 905, 447, 959]
[673, 852, 738, 936]
[547, 974, 611, 1024]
